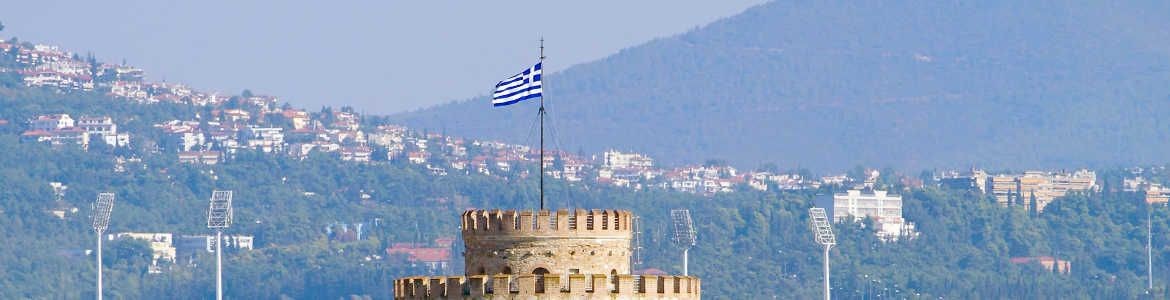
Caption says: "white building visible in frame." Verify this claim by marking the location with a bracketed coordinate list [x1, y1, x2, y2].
[833, 189, 917, 241]
[176, 234, 255, 254]
[112, 232, 177, 265]
[244, 126, 284, 153]
[602, 150, 653, 169]
[31, 114, 74, 131]
[77, 116, 130, 147]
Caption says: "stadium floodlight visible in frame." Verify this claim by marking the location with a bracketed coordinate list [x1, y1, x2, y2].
[93, 193, 115, 233]
[206, 190, 233, 300]
[809, 207, 836, 300]
[671, 209, 697, 276]
[92, 192, 115, 300]
[207, 190, 233, 229]
[631, 216, 644, 269]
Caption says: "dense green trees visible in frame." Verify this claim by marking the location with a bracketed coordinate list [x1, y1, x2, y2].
[3, 54, 1170, 297]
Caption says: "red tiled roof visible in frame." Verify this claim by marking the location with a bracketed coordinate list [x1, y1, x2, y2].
[386, 246, 451, 262]
[1010, 256, 1059, 264]
[21, 130, 51, 137]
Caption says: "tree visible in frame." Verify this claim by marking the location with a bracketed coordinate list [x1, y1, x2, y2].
[757, 162, 780, 173]
[703, 158, 727, 167]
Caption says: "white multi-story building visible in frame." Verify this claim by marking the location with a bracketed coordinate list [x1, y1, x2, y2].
[602, 150, 653, 169]
[176, 234, 255, 254]
[244, 126, 284, 153]
[112, 232, 177, 265]
[77, 116, 130, 147]
[31, 114, 74, 131]
[833, 189, 916, 241]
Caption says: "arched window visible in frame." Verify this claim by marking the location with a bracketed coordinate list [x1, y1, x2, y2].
[502, 266, 513, 275]
[533, 267, 550, 293]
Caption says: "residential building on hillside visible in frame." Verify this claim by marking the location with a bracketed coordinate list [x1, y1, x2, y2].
[603, 150, 653, 169]
[77, 116, 130, 147]
[21, 127, 89, 147]
[1146, 184, 1170, 205]
[31, 114, 74, 131]
[178, 151, 221, 165]
[1010, 256, 1072, 274]
[175, 234, 254, 255]
[340, 146, 372, 162]
[220, 109, 250, 123]
[282, 109, 311, 130]
[833, 189, 917, 241]
[112, 232, 177, 266]
[244, 126, 284, 153]
[937, 168, 989, 193]
[385, 242, 452, 275]
[988, 170, 1097, 211]
[1124, 177, 1150, 192]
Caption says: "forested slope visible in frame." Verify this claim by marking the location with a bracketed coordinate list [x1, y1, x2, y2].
[393, 1, 1170, 171]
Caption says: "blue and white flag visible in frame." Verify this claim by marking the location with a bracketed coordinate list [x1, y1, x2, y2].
[492, 62, 543, 107]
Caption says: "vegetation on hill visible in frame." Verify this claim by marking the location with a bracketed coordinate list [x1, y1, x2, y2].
[392, 1, 1170, 171]
[6, 106, 1170, 298]
[5, 14, 1170, 298]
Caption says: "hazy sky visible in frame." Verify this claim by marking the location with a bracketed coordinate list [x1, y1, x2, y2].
[2, 1, 766, 114]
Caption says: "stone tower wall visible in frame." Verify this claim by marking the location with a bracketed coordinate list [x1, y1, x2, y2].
[394, 274, 701, 299]
[462, 209, 633, 276]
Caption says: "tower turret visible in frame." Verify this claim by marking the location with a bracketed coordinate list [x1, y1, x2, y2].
[461, 209, 633, 276]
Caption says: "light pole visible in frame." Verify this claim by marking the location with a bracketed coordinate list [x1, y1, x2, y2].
[92, 193, 115, 300]
[1148, 206, 1154, 291]
[207, 190, 233, 300]
[671, 209, 697, 276]
[809, 207, 836, 300]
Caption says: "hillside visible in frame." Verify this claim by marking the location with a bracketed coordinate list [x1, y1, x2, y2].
[391, 1, 1170, 171]
[7, 17, 1170, 299]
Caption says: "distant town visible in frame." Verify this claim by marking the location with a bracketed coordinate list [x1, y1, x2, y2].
[4, 36, 1169, 278]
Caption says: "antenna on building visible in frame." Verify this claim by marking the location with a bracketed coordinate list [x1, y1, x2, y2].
[631, 216, 644, 269]
[206, 190, 233, 300]
[92, 192, 115, 300]
[670, 209, 697, 276]
[809, 207, 836, 300]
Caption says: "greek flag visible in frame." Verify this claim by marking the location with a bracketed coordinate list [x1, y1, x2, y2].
[492, 62, 543, 107]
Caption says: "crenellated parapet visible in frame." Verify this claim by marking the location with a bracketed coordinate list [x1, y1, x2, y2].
[396, 208, 696, 299]
[393, 274, 701, 300]
[462, 209, 634, 276]
[462, 209, 634, 237]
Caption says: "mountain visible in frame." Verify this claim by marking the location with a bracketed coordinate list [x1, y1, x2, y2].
[391, 1, 1170, 171]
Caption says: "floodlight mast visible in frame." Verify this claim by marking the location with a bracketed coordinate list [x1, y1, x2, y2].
[207, 190, 233, 300]
[631, 216, 644, 269]
[809, 207, 836, 300]
[671, 209, 697, 276]
[92, 193, 115, 300]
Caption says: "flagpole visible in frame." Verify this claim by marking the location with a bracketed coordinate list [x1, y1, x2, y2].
[538, 37, 546, 211]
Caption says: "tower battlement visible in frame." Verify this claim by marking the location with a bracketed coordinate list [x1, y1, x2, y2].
[395, 208, 696, 299]
[394, 274, 701, 299]
[462, 209, 633, 277]
[461, 209, 633, 237]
